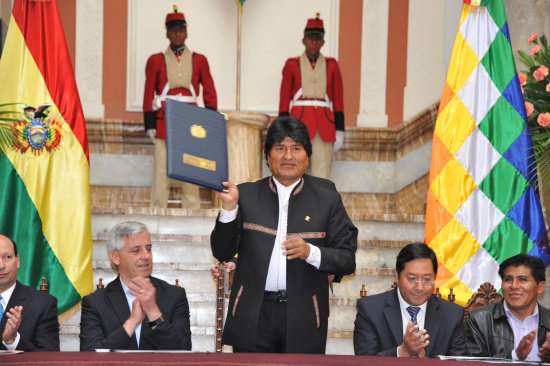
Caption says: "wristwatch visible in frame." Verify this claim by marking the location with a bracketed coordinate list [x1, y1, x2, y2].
[147, 315, 165, 330]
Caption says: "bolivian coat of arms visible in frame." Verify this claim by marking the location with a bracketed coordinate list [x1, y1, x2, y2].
[2, 103, 63, 155]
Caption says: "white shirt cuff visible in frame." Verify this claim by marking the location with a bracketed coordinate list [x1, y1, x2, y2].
[3, 332, 20, 350]
[305, 244, 321, 269]
[512, 349, 518, 361]
[218, 206, 238, 223]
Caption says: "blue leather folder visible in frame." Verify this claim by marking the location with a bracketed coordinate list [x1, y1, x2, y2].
[164, 99, 228, 191]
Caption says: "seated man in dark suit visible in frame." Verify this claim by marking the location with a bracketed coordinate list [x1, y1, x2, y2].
[0, 233, 59, 351]
[80, 221, 191, 351]
[353, 243, 467, 357]
[465, 254, 550, 362]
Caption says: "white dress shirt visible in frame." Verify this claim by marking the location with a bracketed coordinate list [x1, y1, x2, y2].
[397, 288, 427, 333]
[218, 177, 322, 291]
[120, 278, 141, 347]
[0, 282, 20, 349]
[396, 287, 428, 357]
[505, 301, 540, 361]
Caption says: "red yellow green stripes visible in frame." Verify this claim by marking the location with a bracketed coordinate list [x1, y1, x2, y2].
[12, 0, 89, 159]
[0, 0, 92, 314]
[0, 154, 80, 313]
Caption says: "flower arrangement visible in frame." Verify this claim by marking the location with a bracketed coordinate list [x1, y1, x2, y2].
[518, 33, 550, 192]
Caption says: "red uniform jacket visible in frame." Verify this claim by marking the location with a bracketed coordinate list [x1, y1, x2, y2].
[143, 52, 217, 139]
[278, 56, 344, 142]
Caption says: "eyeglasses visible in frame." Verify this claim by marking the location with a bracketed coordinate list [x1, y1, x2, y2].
[405, 277, 435, 287]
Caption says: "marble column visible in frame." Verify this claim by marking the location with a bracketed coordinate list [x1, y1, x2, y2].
[75, 0, 105, 119]
[356, 0, 389, 127]
[226, 111, 269, 184]
[211, 111, 268, 207]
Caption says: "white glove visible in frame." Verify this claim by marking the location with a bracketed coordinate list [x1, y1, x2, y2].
[333, 130, 344, 153]
[147, 129, 156, 143]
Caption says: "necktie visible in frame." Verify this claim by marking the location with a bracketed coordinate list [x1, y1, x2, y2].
[0, 295, 4, 321]
[406, 306, 421, 326]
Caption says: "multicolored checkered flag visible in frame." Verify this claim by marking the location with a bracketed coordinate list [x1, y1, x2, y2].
[425, 0, 549, 305]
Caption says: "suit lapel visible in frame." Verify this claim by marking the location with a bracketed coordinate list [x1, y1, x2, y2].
[0, 282, 26, 334]
[139, 318, 150, 348]
[383, 289, 404, 345]
[106, 277, 138, 348]
[424, 295, 440, 356]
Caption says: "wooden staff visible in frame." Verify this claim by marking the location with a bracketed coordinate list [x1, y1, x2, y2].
[215, 264, 229, 352]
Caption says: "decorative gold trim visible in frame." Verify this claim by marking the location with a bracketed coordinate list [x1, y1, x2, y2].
[58, 301, 81, 324]
[183, 153, 216, 171]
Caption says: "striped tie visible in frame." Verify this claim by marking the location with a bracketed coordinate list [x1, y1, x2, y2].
[0, 295, 4, 321]
[406, 306, 420, 326]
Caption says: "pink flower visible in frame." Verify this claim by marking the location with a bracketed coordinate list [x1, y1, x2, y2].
[530, 45, 541, 56]
[525, 102, 534, 117]
[533, 65, 549, 82]
[528, 33, 539, 44]
[547, 82, 550, 92]
[533, 65, 548, 81]
[537, 112, 550, 127]
[518, 72, 528, 86]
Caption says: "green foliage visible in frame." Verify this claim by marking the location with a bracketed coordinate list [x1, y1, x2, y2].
[0, 103, 23, 152]
[518, 50, 535, 68]
[518, 34, 550, 192]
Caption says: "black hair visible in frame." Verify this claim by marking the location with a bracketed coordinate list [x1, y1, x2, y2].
[498, 254, 546, 283]
[0, 233, 18, 256]
[166, 21, 186, 31]
[264, 116, 312, 164]
[396, 243, 437, 277]
[303, 33, 324, 40]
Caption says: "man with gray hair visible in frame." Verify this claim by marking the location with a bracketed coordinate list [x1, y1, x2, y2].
[79, 221, 191, 350]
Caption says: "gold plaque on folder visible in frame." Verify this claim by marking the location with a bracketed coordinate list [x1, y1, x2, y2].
[183, 153, 216, 171]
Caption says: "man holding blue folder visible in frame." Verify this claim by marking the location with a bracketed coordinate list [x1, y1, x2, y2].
[211, 116, 357, 353]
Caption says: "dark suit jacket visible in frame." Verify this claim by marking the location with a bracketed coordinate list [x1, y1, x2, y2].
[353, 288, 467, 357]
[79, 276, 191, 351]
[211, 175, 358, 353]
[0, 281, 59, 351]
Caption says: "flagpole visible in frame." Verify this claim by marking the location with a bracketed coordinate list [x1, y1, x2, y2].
[236, 5, 242, 111]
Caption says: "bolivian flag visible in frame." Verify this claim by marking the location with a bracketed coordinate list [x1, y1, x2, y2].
[425, 0, 548, 305]
[0, 0, 92, 315]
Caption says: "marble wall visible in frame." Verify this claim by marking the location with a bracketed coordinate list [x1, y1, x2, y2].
[505, 0, 550, 70]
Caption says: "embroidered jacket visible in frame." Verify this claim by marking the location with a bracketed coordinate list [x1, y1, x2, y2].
[211, 174, 357, 353]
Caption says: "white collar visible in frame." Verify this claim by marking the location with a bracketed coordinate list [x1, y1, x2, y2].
[397, 286, 428, 314]
[0, 282, 17, 305]
[119, 277, 135, 298]
[504, 300, 539, 320]
[272, 177, 301, 196]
